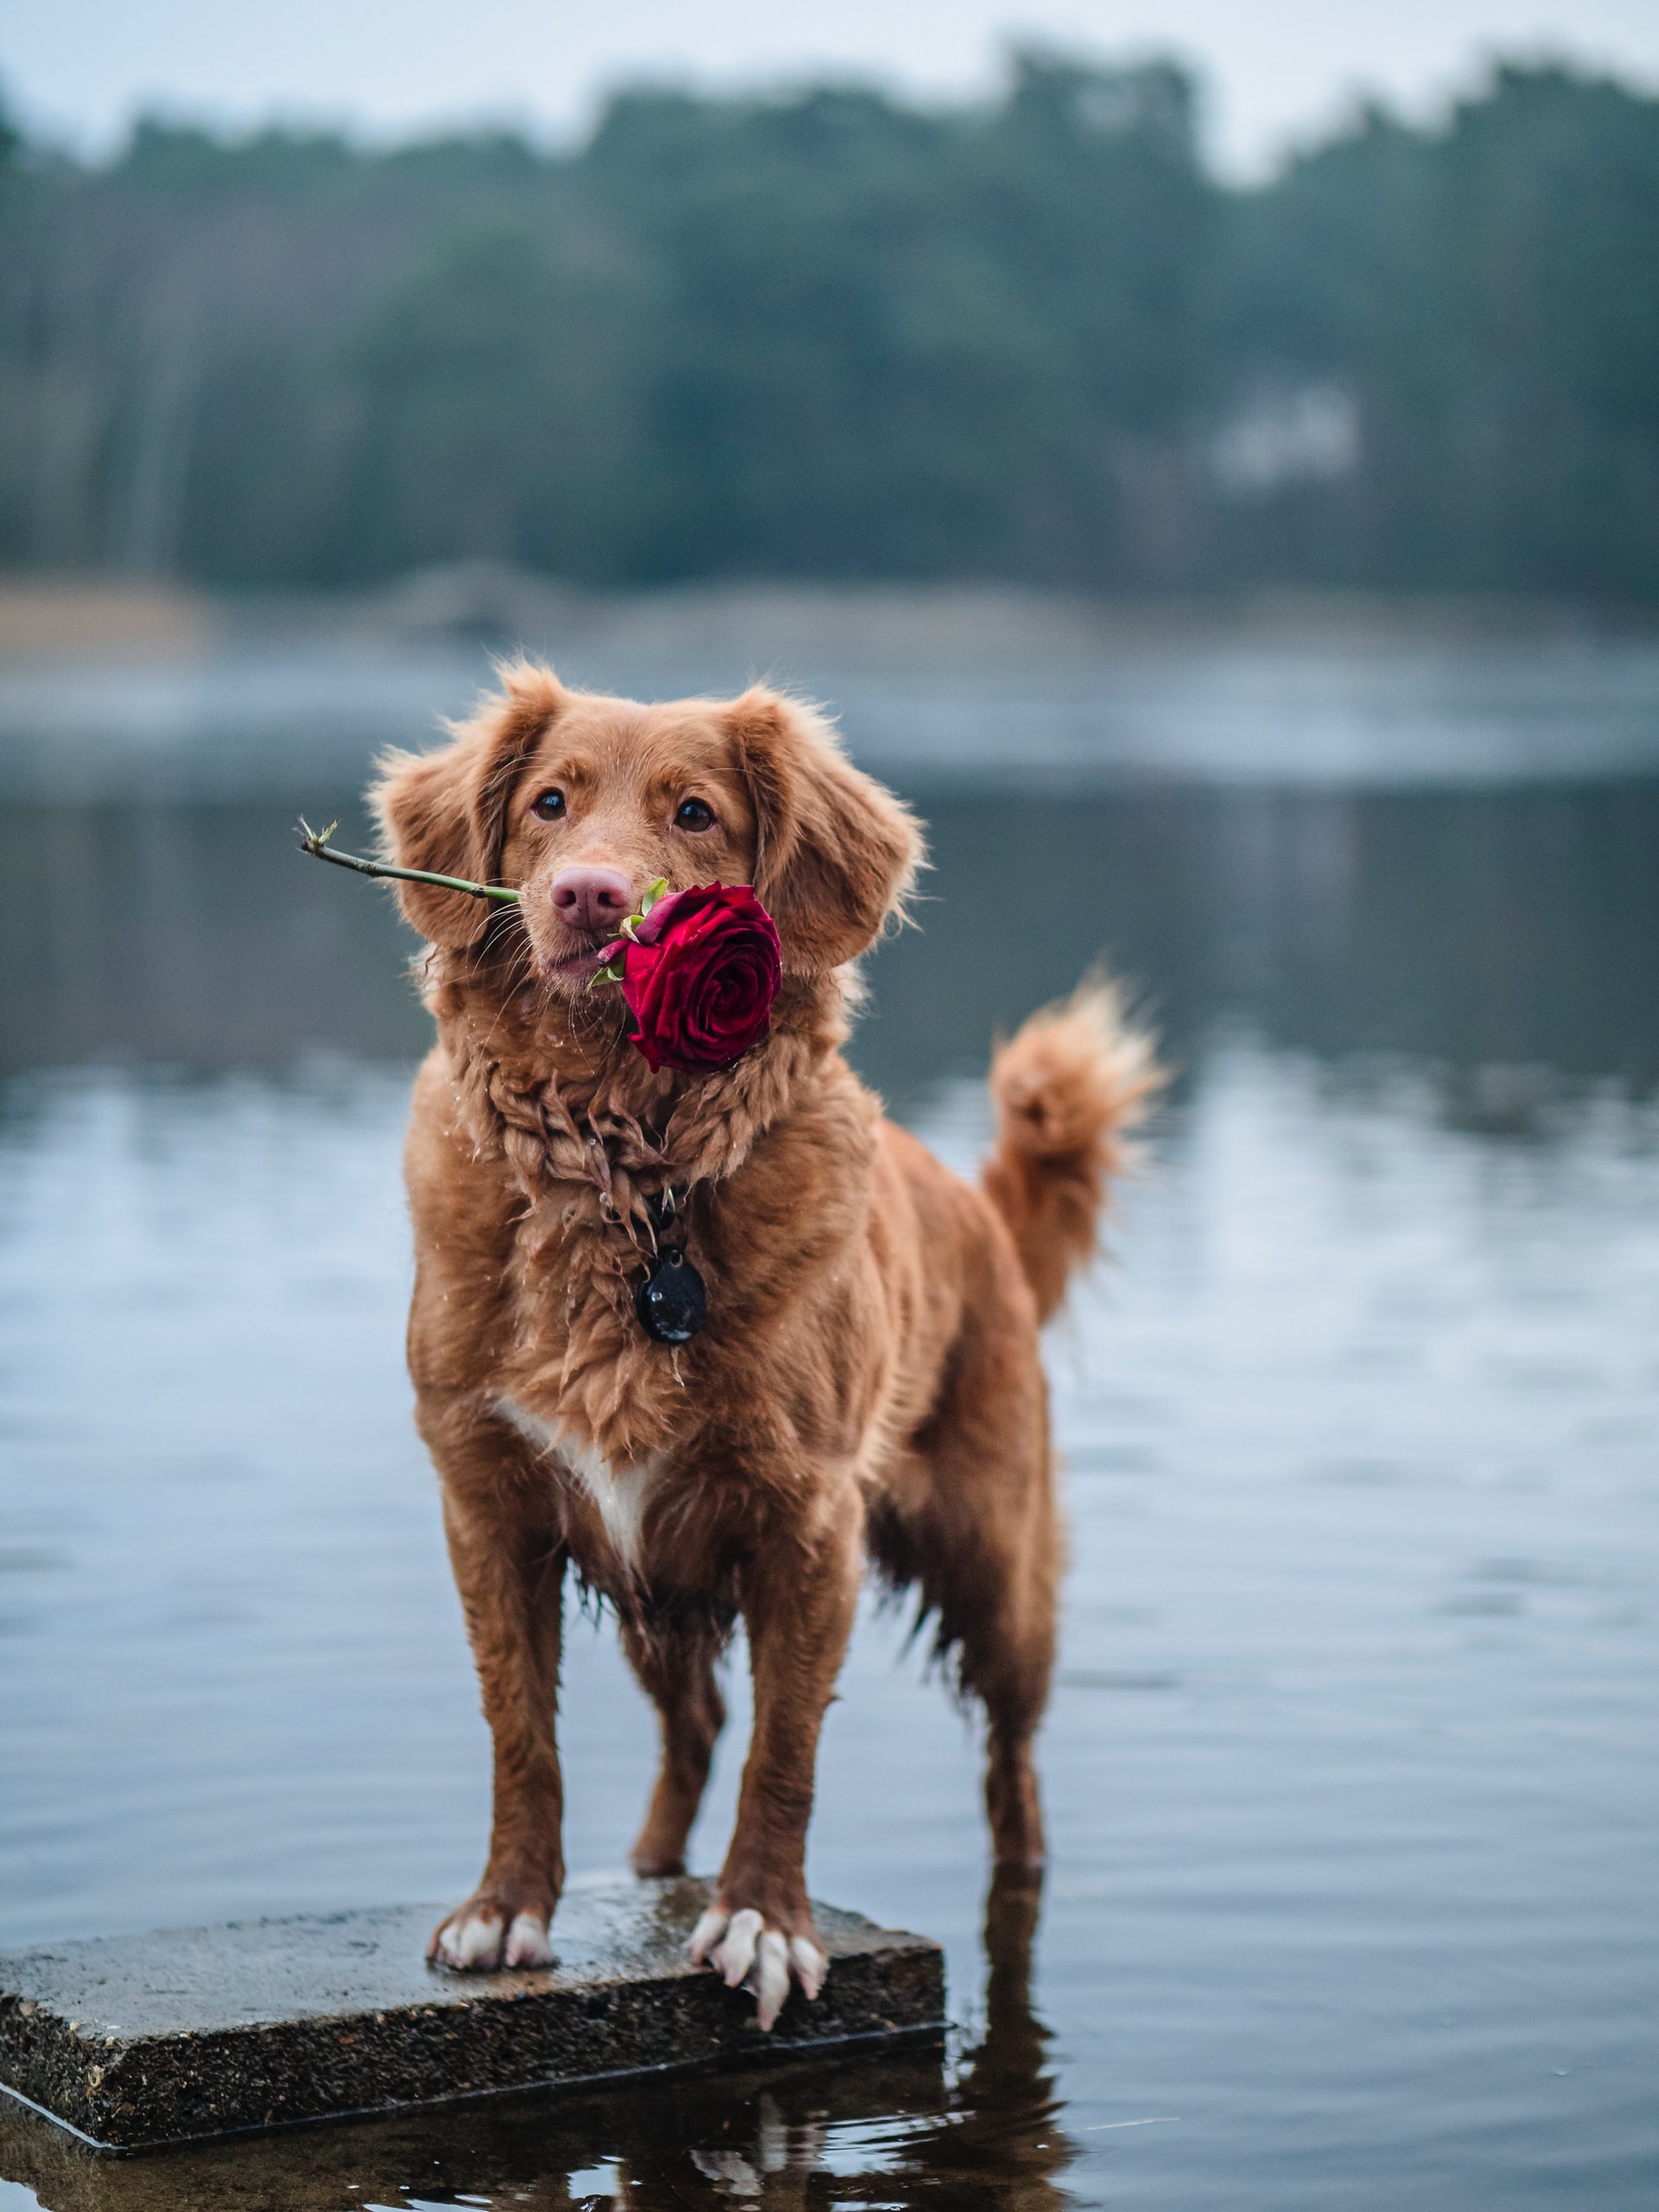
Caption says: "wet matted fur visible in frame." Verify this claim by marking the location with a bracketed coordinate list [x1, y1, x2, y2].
[375, 664, 1161, 2025]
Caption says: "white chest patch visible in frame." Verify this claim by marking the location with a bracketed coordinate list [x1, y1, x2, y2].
[493, 1395, 664, 1573]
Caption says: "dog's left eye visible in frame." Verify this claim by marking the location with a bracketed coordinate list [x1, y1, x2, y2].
[675, 798, 715, 831]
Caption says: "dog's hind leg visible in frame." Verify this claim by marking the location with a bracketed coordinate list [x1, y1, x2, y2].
[880, 1301, 1060, 1871]
[963, 1511, 1057, 1874]
[624, 1618, 728, 1877]
[926, 1478, 1058, 1870]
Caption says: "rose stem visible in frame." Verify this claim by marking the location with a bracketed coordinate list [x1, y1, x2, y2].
[296, 819, 521, 904]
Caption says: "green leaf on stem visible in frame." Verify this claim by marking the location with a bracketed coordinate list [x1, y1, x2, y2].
[587, 878, 670, 988]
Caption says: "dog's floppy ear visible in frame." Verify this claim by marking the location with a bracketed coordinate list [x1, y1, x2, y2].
[728, 686, 923, 973]
[372, 664, 565, 948]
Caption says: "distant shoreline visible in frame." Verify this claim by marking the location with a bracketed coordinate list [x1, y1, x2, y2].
[3, 569, 1656, 668]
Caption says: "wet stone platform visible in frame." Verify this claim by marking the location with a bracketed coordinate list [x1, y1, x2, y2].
[0, 1878, 944, 2152]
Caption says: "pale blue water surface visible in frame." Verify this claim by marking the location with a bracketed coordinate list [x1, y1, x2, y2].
[1, 615, 1656, 2209]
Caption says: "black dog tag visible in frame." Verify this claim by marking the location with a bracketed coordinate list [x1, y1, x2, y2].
[636, 1246, 707, 1344]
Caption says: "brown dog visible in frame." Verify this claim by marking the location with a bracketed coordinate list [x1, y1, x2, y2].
[374, 664, 1159, 2028]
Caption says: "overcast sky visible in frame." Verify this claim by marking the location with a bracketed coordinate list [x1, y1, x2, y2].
[3, 0, 1656, 177]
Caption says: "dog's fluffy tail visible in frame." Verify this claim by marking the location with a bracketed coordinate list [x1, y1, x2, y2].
[982, 976, 1165, 1325]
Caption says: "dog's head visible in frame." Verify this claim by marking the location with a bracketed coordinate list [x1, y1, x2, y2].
[372, 664, 923, 999]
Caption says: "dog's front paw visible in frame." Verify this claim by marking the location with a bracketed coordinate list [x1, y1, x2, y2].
[427, 1891, 554, 1971]
[688, 1900, 829, 2031]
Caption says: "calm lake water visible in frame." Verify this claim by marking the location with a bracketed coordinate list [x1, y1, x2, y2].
[1, 617, 1657, 2209]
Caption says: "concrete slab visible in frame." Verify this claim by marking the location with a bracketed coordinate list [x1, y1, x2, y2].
[0, 1878, 944, 2152]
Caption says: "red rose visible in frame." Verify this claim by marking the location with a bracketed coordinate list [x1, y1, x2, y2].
[620, 885, 782, 1073]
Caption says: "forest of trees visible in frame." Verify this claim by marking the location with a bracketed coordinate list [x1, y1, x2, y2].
[1, 51, 1656, 598]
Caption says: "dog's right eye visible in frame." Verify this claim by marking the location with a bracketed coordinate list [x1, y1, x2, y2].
[531, 790, 566, 821]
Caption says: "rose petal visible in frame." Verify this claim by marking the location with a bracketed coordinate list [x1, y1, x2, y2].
[620, 885, 781, 1074]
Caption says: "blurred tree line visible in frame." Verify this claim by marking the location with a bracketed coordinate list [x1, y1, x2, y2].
[1, 51, 1656, 597]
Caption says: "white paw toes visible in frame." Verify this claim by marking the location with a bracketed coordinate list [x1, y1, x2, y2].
[432, 1909, 505, 1968]
[753, 1931, 791, 2030]
[688, 1904, 730, 1965]
[713, 1907, 765, 1988]
[429, 1905, 554, 1971]
[686, 1903, 831, 2029]
[788, 1935, 829, 2001]
[503, 1910, 554, 1967]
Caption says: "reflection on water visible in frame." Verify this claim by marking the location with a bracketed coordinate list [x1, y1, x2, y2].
[2, 695, 1658, 2206]
[4, 779, 1659, 1094]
